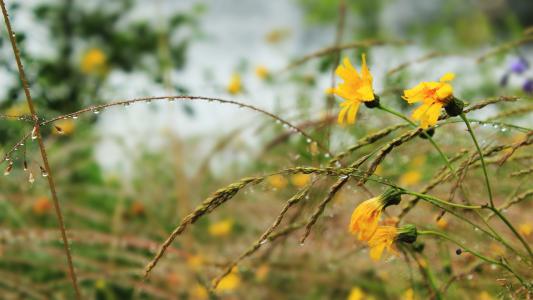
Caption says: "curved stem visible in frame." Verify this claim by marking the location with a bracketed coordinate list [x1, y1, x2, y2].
[419, 230, 528, 287]
[378, 105, 458, 179]
[459, 113, 493, 207]
[403, 190, 482, 210]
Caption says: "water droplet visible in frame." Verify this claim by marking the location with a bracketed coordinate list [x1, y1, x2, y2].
[40, 166, 48, 177]
[72, 115, 79, 119]
[55, 126, 64, 135]
[324, 153, 330, 158]
[259, 239, 268, 245]
[4, 162, 13, 176]
[31, 126, 38, 140]
[93, 109, 100, 114]
[501, 127, 508, 132]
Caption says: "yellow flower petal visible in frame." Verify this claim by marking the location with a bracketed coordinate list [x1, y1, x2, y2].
[440, 72, 455, 82]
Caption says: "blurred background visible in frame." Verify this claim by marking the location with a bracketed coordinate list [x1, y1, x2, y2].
[0, 0, 532, 299]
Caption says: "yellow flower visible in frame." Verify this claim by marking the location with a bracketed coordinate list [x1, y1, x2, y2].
[53, 119, 75, 135]
[367, 226, 398, 261]
[436, 217, 448, 229]
[130, 200, 145, 216]
[186, 254, 204, 271]
[403, 73, 455, 129]
[81, 48, 107, 75]
[227, 73, 242, 94]
[290, 173, 310, 187]
[367, 225, 417, 261]
[399, 170, 421, 187]
[32, 197, 52, 215]
[255, 264, 269, 282]
[402, 288, 415, 300]
[519, 223, 532, 237]
[374, 164, 383, 176]
[347, 287, 365, 300]
[215, 270, 240, 293]
[6, 103, 30, 116]
[190, 284, 208, 300]
[209, 219, 234, 237]
[478, 291, 493, 300]
[327, 54, 375, 124]
[349, 189, 402, 241]
[268, 174, 288, 189]
[255, 65, 269, 79]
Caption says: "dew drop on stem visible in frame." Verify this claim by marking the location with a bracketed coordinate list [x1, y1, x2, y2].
[4, 161, 13, 176]
[40, 166, 48, 177]
[31, 126, 38, 140]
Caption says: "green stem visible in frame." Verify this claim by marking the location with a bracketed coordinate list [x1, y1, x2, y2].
[403, 190, 482, 210]
[378, 105, 458, 179]
[488, 206, 533, 260]
[459, 113, 493, 207]
[419, 230, 528, 287]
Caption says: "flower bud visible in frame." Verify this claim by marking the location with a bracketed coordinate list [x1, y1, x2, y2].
[444, 97, 464, 117]
[396, 224, 417, 244]
[418, 127, 435, 140]
[363, 94, 380, 109]
[380, 187, 402, 207]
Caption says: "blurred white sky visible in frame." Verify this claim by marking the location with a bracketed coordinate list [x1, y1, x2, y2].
[1, 0, 529, 176]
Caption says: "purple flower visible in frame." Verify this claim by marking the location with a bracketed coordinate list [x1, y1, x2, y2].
[523, 79, 533, 94]
[509, 57, 529, 74]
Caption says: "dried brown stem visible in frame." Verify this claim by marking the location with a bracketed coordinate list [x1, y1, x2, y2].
[0, 1, 81, 298]
[40, 95, 333, 158]
[284, 39, 410, 70]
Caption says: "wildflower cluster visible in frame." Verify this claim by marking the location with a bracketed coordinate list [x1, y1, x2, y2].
[348, 188, 417, 260]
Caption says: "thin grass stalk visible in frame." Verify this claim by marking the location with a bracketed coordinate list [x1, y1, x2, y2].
[0, 1, 81, 298]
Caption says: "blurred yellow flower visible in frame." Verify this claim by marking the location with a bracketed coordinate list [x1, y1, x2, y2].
[347, 287, 365, 300]
[478, 291, 493, 300]
[403, 73, 455, 129]
[53, 119, 75, 135]
[410, 155, 426, 168]
[190, 284, 208, 300]
[309, 141, 319, 156]
[81, 48, 107, 75]
[327, 54, 375, 124]
[489, 242, 506, 256]
[349, 189, 401, 241]
[6, 103, 30, 116]
[255, 264, 269, 282]
[186, 254, 204, 271]
[519, 223, 532, 237]
[32, 197, 52, 215]
[265, 28, 290, 44]
[374, 164, 383, 176]
[209, 219, 234, 237]
[399, 170, 422, 186]
[95, 278, 106, 289]
[130, 200, 145, 216]
[227, 73, 242, 95]
[367, 226, 397, 261]
[215, 270, 240, 293]
[255, 65, 269, 79]
[436, 217, 448, 229]
[291, 173, 310, 187]
[268, 174, 288, 190]
[402, 288, 415, 300]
